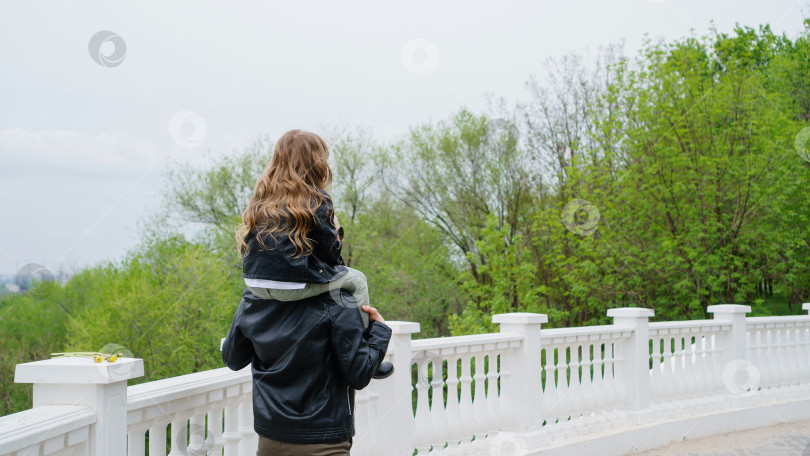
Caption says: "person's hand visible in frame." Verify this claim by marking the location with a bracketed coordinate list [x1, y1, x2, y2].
[361, 305, 385, 324]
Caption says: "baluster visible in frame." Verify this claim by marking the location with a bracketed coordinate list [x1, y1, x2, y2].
[568, 344, 583, 418]
[743, 330, 756, 392]
[579, 343, 595, 416]
[485, 353, 502, 433]
[695, 334, 711, 396]
[712, 331, 725, 393]
[443, 355, 462, 453]
[168, 413, 191, 456]
[187, 411, 207, 456]
[601, 343, 618, 411]
[414, 359, 433, 455]
[762, 330, 775, 389]
[798, 326, 810, 386]
[554, 346, 570, 422]
[591, 343, 606, 413]
[697, 333, 709, 395]
[127, 423, 149, 456]
[670, 337, 685, 399]
[472, 353, 489, 444]
[366, 392, 381, 456]
[659, 337, 674, 401]
[784, 328, 795, 387]
[238, 398, 257, 456]
[148, 419, 170, 456]
[785, 327, 799, 387]
[429, 356, 450, 453]
[541, 347, 559, 424]
[354, 392, 371, 456]
[764, 329, 775, 389]
[769, 329, 782, 388]
[458, 355, 477, 447]
[222, 403, 240, 456]
[649, 337, 663, 402]
[208, 407, 224, 456]
[713, 331, 726, 393]
[683, 335, 698, 397]
[747, 330, 760, 387]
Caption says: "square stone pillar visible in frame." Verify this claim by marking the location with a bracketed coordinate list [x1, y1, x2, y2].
[607, 307, 654, 414]
[376, 321, 420, 455]
[15, 357, 144, 456]
[493, 312, 547, 431]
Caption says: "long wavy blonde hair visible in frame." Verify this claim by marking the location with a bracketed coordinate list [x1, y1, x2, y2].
[236, 129, 333, 257]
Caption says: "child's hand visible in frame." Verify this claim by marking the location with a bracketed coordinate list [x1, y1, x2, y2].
[361, 305, 385, 324]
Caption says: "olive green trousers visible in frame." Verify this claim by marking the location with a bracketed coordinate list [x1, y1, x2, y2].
[256, 435, 352, 456]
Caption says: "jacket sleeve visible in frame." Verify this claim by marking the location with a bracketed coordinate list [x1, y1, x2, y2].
[222, 295, 254, 371]
[310, 199, 344, 266]
[328, 302, 392, 390]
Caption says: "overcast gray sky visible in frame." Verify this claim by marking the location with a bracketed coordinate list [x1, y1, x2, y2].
[0, 0, 805, 276]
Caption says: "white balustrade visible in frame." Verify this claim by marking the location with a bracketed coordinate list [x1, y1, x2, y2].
[746, 316, 810, 391]
[539, 325, 632, 426]
[4, 307, 810, 456]
[648, 320, 729, 402]
[126, 366, 254, 456]
[408, 332, 523, 454]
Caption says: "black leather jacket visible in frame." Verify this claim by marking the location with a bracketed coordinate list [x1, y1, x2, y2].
[242, 191, 347, 284]
[222, 288, 392, 444]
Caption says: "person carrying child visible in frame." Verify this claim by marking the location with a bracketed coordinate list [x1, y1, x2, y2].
[236, 128, 393, 380]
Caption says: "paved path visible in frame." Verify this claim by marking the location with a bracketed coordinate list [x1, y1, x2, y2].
[634, 420, 810, 456]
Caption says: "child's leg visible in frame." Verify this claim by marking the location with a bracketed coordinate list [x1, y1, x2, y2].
[247, 286, 322, 302]
[248, 269, 371, 328]
[318, 268, 370, 329]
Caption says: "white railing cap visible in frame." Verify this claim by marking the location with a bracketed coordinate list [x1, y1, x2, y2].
[0, 405, 95, 455]
[15, 357, 144, 385]
[384, 321, 421, 334]
[606, 307, 654, 318]
[707, 304, 751, 314]
[492, 313, 548, 324]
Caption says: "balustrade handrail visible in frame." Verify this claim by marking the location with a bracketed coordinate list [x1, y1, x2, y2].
[745, 315, 810, 327]
[0, 405, 95, 455]
[540, 324, 634, 343]
[127, 365, 250, 412]
[410, 331, 523, 354]
[649, 319, 732, 333]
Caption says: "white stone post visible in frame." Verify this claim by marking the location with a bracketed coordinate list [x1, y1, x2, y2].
[492, 312, 547, 431]
[14, 357, 144, 456]
[375, 321, 420, 456]
[707, 304, 751, 364]
[607, 307, 654, 418]
[804, 303, 810, 315]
